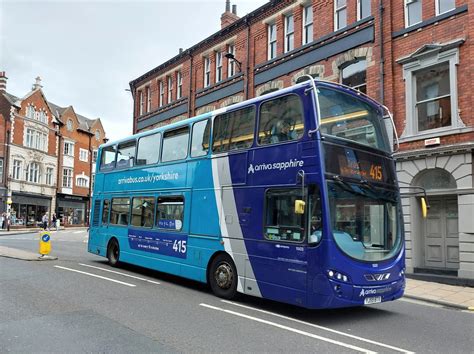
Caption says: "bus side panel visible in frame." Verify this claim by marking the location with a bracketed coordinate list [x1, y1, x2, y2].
[228, 143, 311, 307]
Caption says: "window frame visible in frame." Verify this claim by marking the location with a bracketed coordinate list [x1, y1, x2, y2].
[161, 126, 190, 163]
[357, 0, 371, 21]
[64, 141, 74, 157]
[177, 71, 183, 99]
[146, 86, 151, 112]
[46, 167, 53, 185]
[26, 162, 40, 183]
[268, 23, 277, 60]
[435, 0, 456, 16]
[190, 119, 211, 158]
[215, 51, 223, 83]
[159, 80, 164, 107]
[116, 140, 137, 169]
[401, 47, 461, 139]
[334, 0, 347, 31]
[212, 105, 256, 154]
[99, 145, 116, 171]
[131, 196, 156, 228]
[139, 90, 144, 115]
[284, 13, 294, 53]
[204, 57, 211, 88]
[136, 132, 161, 166]
[263, 188, 306, 244]
[101, 199, 110, 225]
[257, 93, 305, 146]
[167, 76, 173, 104]
[12, 159, 22, 180]
[227, 44, 235, 77]
[404, 0, 422, 28]
[156, 196, 184, 232]
[339, 58, 367, 93]
[110, 197, 131, 226]
[79, 148, 89, 162]
[302, 5, 313, 45]
[62, 167, 73, 188]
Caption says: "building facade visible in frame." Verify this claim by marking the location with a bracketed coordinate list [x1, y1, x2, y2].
[129, 0, 473, 280]
[0, 73, 106, 227]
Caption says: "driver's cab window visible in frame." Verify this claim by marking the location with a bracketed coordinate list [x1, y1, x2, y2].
[258, 94, 304, 145]
[264, 189, 305, 242]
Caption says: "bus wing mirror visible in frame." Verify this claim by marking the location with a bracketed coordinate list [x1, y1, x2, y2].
[295, 200, 305, 214]
[421, 197, 428, 218]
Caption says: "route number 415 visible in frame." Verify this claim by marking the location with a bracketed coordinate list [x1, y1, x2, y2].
[173, 240, 187, 253]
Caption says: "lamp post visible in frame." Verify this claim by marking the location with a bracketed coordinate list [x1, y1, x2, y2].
[224, 53, 242, 73]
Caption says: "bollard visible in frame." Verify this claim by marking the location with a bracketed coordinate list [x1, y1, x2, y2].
[39, 230, 51, 256]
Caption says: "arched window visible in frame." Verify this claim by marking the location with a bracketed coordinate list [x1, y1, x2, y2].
[414, 168, 456, 190]
[340, 58, 367, 93]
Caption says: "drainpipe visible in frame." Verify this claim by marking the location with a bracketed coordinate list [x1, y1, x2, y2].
[245, 17, 251, 100]
[379, 0, 385, 104]
[188, 50, 194, 117]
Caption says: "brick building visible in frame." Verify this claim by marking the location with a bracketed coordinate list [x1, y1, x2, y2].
[0, 73, 107, 227]
[129, 1, 473, 280]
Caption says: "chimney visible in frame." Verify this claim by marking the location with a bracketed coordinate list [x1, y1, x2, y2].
[179, 48, 183, 54]
[221, 0, 240, 29]
[0, 72, 7, 93]
[32, 76, 43, 91]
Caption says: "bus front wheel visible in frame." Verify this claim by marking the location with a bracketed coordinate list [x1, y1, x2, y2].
[107, 239, 120, 267]
[209, 254, 238, 299]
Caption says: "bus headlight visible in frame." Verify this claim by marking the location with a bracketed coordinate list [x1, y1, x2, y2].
[327, 269, 350, 282]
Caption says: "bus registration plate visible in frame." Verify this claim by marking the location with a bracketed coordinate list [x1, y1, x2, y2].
[364, 296, 382, 305]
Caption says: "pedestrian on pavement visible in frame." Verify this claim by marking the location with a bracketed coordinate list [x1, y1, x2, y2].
[0, 213, 4, 230]
[52, 213, 58, 231]
[6, 212, 11, 231]
[42, 212, 49, 230]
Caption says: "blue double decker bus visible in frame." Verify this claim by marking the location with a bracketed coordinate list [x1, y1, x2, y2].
[88, 78, 406, 309]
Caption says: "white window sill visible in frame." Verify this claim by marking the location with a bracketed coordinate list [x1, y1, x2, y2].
[400, 127, 474, 143]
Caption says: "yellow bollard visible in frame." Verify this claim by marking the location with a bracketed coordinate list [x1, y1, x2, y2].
[39, 231, 51, 256]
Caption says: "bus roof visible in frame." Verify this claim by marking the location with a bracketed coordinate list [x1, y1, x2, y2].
[101, 79, 384, 149]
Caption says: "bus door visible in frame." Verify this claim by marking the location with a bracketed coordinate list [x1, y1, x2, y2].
[252, 187, 309, 306]
[89, 196, 111, 255]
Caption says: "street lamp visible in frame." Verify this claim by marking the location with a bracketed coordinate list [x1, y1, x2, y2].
[224, 53, 242, 73]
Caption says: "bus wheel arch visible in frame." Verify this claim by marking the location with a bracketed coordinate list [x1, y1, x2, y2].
[207, 252, 238, 299]
[107, 237, 120, 267]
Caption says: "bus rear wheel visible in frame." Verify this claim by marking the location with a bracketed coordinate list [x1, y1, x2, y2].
[107, 239, 120, 267]
[209, 254, 238, 299]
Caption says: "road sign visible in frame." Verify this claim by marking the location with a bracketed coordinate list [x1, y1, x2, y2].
[39, 231, 51, 255]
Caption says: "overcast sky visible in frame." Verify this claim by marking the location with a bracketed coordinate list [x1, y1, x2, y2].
[0, 0, 267, 140]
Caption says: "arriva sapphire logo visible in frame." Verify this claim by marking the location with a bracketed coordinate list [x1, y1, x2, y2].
[248, 159, 304, 174]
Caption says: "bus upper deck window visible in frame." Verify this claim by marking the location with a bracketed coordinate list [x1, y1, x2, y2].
[136, 132, 161, 166]
[212, 106, 255, 153]
[191, 120, 210, 157]
[100, 146, 116, 171]
[258, 95, 304, 145]
[162, 127, 190, 162]
[116, 140, 136, 169]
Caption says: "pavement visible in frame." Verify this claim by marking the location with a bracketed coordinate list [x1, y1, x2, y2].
[0, 228, 473, 311]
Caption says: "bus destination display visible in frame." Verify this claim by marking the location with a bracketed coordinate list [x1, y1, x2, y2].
[324, 143, 392, 184]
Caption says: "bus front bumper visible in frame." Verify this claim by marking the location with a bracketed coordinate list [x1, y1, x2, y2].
[309, 276, 405, 309]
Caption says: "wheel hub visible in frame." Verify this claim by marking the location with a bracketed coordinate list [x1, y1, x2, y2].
[215, 262, 233, 289]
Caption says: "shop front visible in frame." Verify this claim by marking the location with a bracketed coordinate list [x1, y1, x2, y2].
[10, 193, 52, 227]
[56, 194, 88, 226]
